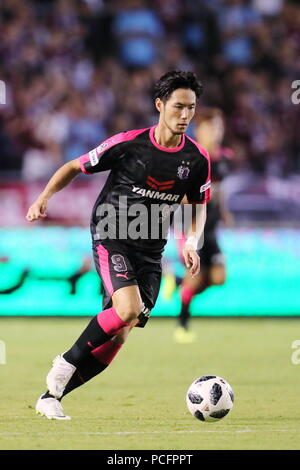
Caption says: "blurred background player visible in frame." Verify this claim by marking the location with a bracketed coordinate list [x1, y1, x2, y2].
[173, 108, 234, 343]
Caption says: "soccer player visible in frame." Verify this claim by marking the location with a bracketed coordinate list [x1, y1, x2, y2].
[26, 71, 211, 420]
[173, 108, 234, 343]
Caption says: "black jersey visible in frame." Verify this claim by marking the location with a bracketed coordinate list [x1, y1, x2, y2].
[79, 126, 211, 253]
[205, 147, 234, 233]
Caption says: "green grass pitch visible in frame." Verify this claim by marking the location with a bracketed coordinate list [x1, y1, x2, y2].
[0, 317, 300, 450]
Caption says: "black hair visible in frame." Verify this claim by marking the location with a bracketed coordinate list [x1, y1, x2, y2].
[154, 71, 203, 102]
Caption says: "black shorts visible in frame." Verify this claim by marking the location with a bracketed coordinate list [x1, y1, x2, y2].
[92, 240, 162, 326]
[197, 234, 225, 268]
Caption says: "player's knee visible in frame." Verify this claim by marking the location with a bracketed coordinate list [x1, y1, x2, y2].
[210, 270, 226, 285]
[115, 302, 143, 323]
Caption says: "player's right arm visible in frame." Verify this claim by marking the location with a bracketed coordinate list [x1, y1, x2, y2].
[26, 158, 81, 222]
[26, 130, 133, 222]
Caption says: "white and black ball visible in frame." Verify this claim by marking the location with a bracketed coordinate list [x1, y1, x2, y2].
[186, 375, 234, 422]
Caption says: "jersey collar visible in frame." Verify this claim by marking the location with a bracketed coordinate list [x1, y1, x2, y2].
[149, 126, 185, 153]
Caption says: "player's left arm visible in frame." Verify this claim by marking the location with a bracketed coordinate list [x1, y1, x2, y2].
[182, 202, 207, 278]
[182, 151, 211, 277]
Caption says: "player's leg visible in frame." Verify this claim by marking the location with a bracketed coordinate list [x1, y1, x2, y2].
[59, 277, 145, 398]
[174, 243, 226, 343]
[47, 239, 145, 393]
[60, 257, 161, 400]
[36, 320, 137, 419]
[173, 234, 209, 342]
[57, 259, 160, 400]
[178, 268, 209, 329]
[35, 286, 143, 420]
[179, 237, 225, 330]
[45, 284, 143, 398]
[36, 243, 146, 418]
[36, 243, 163, 420]
[208, 261, 226, 286]
[63, 284, 142, 360]
[174, 268, 209, 343]
[60, 320, 138, 398]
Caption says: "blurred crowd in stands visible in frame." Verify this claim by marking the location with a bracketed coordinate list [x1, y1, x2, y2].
[0, 0, 300, 181]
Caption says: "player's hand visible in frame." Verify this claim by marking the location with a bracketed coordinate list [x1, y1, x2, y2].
[182, 248, 200, 278]
[26, 197, 48, 222]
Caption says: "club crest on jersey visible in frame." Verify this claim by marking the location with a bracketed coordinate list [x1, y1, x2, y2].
[177, 161, 190, 180]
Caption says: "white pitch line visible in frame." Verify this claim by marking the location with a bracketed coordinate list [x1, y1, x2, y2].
[0, 429, 292, 436]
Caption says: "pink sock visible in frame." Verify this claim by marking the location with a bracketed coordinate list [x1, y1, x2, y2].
[181, 286, 196, 306]
[91, 340, 123, 365]
[97, 307, 129, 335]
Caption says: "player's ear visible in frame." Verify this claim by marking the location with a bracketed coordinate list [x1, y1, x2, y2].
[155, 98, 162, 113]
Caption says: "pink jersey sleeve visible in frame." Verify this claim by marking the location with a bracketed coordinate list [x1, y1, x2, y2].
[186, 136, 211, 204]
[79, 128, 150, 174]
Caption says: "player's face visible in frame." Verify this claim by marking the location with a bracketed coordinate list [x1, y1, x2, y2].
[156, 88, 196, 135]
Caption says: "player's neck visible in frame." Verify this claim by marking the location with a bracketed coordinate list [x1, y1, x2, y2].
[154, 124, 183, 149]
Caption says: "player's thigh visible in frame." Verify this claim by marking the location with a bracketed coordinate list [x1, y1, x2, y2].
[93, 240, 138, 296]
[209, 263, 226, 285]
[201, 236, 225, 285]
[93, 241, 144, 319]
[182, 268, 208, 290]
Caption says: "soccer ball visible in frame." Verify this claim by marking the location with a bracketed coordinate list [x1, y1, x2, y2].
[186, 375, 234, 422]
